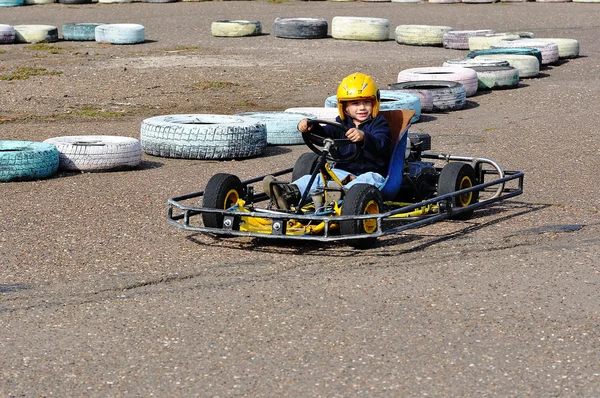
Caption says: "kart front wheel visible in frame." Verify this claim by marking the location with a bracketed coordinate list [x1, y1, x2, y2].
[340, 184, 382, 249]
[437, 162, 479, 220]
[202, 173, 243, 229]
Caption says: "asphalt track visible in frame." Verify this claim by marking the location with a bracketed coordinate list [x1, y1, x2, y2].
[1, 2, 600, 396]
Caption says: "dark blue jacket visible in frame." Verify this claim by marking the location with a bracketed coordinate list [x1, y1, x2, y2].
[310, 114, 391, 176]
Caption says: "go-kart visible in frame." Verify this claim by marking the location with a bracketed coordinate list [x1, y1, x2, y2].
[167, 109, 524, 249]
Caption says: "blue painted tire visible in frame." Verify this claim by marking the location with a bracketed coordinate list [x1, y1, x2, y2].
[95, 24, 145, 45]
[63, 23, 106, 41]
[140, 114, 267, 160]
[324, 90, 421, 123]
[467, 48, 543, 67]
[0, 0, 24, 6]
[236, 111, 317, 145]
[0, 141, 59, 182]
[0, 25, 16, 44]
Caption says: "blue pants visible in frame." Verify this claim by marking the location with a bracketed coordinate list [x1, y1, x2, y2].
[293, 169, 386, 195]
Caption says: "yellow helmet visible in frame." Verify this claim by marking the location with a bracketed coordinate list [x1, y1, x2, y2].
[336, 73, 380, 121]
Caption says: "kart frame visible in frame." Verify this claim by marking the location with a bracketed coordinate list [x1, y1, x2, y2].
[167, 151, 524, 244]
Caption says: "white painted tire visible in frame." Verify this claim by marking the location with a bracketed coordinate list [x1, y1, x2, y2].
[211, 20, 261, 37]
[140, 114, 267, 160]
[43, 136, 142, 172]
[324, 90, 421, 123]
[468, 33, 520, 51]
[491, 39, 560, 65]
[331, 17, 390, 41]
[13, 25, 59, 43]
[397, 66, 479, 97]
[0, 25, 16, 44]
[468, 66, 520, 90]
[395, 25, 453, 46]
[284, 107, 339, 123]
[235, 111, 316, 145]
[473, 54, 540, 78]
[443, 29, 495, 50]
[443, 58, 510, 68]
[95, 24, 145, 45]
[389, 81, 466, 112]
[533, 38, 580, 58]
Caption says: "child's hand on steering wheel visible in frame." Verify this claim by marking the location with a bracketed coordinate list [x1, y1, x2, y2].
[345, 128, 365, 143]
[297, 119, 312, 133]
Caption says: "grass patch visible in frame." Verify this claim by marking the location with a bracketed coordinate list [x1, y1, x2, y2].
[0, 50, 6, 55]
[0, 67, 62, 81]
[26, 43, 63, 54]
[69, 105, 127, 118]
[194, 81, 238, 89]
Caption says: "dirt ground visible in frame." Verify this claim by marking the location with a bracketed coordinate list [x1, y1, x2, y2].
[1, 2, 600, 396]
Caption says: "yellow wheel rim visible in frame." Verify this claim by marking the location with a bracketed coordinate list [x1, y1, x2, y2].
[362, 199, 379, 234]
[224, 189, 239, 209]
[458, 176, 473, 207]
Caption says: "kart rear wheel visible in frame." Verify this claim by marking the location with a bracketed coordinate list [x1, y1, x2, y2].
[292, 152, 319, 181]
[437, 162, 479, 220]
[340, 184, 382, 249]
[202, 173, 243, 230]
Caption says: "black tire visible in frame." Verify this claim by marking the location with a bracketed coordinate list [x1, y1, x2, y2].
[437, 163, 479, 220]
[202, 173, 243, 229]
[340, 184, 382, 249]
[407, 132, 431, 151]
[292, 152, 319, 181]
[273, 18, 328, 39]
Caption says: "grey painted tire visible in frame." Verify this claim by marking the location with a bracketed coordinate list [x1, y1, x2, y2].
[389, 81, 466, 112]
[235, 111, 316, 145]
[211, 20, 262, 37]
[95, 24, 145, 45]
[0, 140, 59, 182]
[443, 29, 495, 50]
[443, 58, 510, 68]
[397, 66, 479, 97]
[62, 23, 106, 41]
[140, 114, 267, 160]
[324, 90, 422, 123]
[468, 66, 520, 90]
[0, 25, 16, 44]
[13, 25, 59, 43]
[43, 136, 142, 172]
[274, 18, 327, 39]
[473, 54, 540, 78]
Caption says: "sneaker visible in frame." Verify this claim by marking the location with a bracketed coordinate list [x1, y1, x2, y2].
[262, 175, 277, 198]
[262, 175, 300, 210]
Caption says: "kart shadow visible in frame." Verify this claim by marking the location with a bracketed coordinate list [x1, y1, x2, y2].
[185, 201, 549, 257]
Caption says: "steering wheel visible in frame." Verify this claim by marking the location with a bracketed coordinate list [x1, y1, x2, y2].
[302, 119, 361, 162]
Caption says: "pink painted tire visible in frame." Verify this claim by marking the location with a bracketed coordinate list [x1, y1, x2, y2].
[491, 39, 560, 65]
[397, 66, 479, 97]
[443, 29, 495, 50]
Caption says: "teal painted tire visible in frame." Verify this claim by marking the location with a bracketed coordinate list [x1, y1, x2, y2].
[467, 48, 543, 67]
[140, 114, 267, 160]
[235, 111, 316, 145]
[324, 90, 421, 123]
[0, 0, 24, 6]
[62, 23, 106, 41]
[0, 141, 59, 182]
[468, 66, 520, 90]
